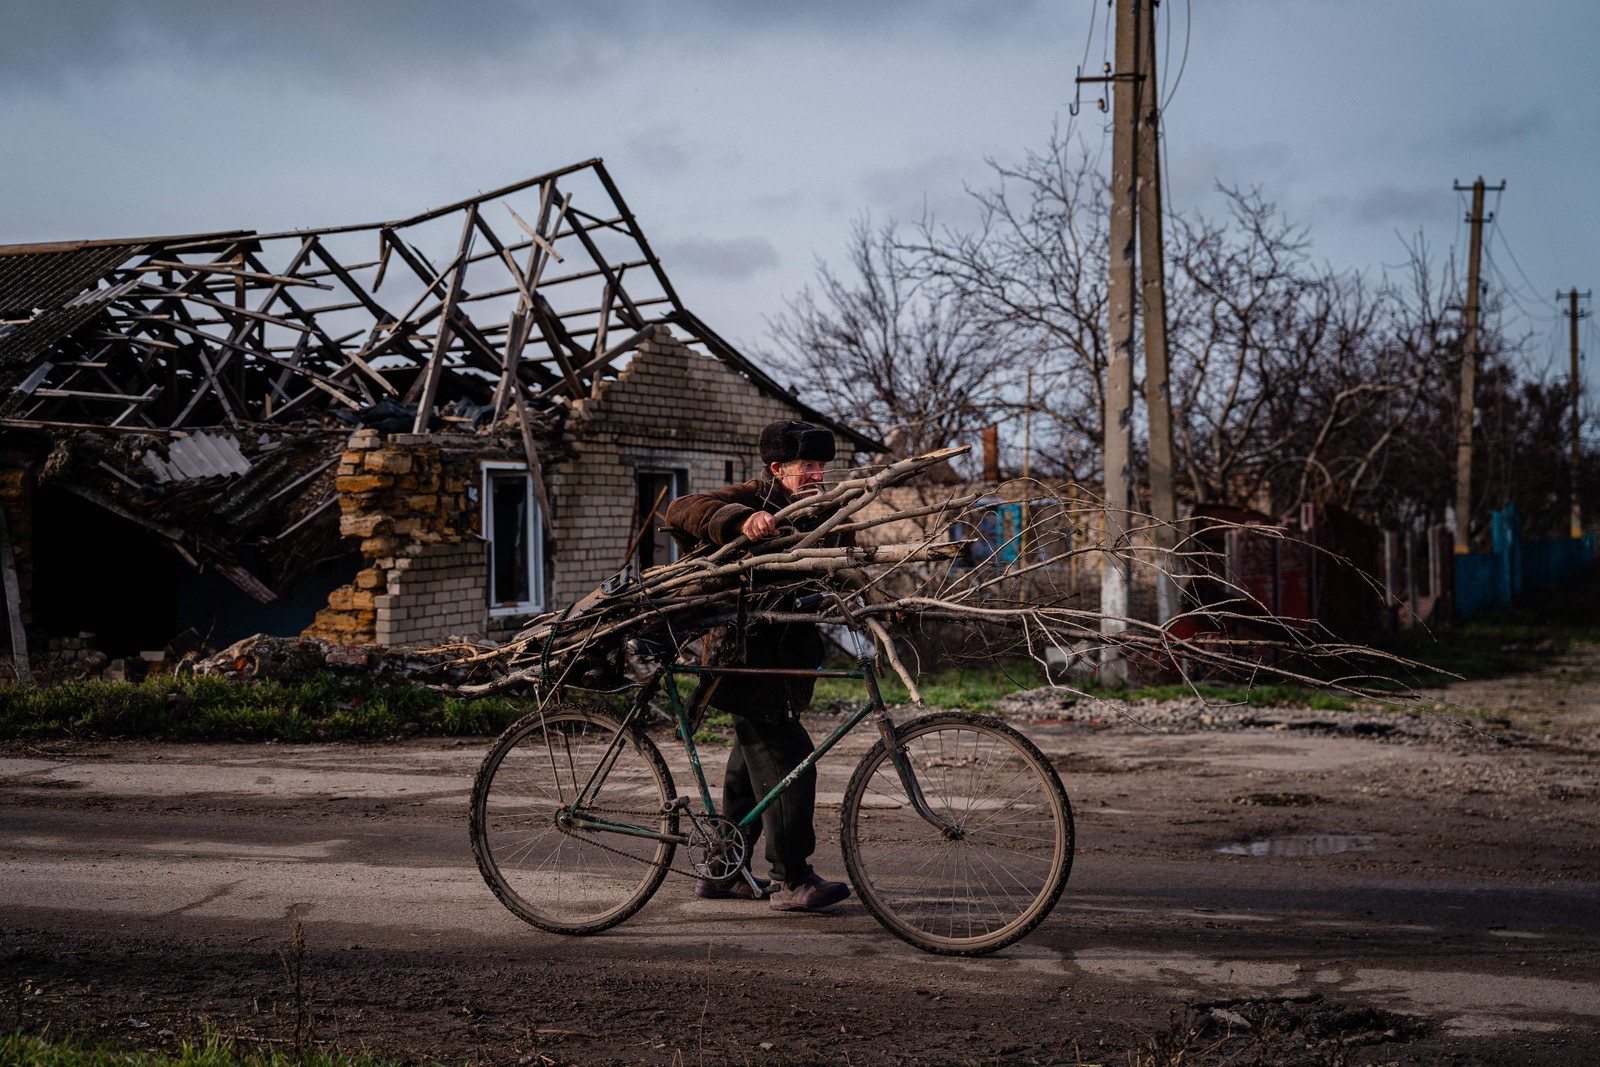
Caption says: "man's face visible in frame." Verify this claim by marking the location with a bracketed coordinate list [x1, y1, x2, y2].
[771, 458, 827, 497]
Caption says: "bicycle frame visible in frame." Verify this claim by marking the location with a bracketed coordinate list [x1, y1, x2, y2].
[560, 654, 962, 847]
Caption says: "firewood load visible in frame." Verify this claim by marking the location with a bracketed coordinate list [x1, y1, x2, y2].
[441, 447, 976, 698]
[433, 445, 1423, 706]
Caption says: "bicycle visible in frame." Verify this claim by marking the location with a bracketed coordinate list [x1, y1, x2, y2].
[468, 599, 1075, 957]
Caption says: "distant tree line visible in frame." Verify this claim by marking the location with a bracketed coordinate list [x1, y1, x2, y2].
[767, 134, 1596, 542]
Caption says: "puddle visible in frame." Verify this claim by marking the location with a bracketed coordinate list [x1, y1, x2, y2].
[1217, 833, 1377, 857]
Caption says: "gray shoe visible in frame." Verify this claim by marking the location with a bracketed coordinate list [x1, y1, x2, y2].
[769, 872, 851, 912]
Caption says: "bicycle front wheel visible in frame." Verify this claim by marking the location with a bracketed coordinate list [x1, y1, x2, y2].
[841, 712, 1073, 956]
[470, 704, 677, 935]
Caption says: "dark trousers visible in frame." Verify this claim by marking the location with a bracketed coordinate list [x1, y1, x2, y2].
[723, 713, 817, 884]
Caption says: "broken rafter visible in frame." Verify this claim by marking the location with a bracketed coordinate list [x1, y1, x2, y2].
[408, 206, 477, 430]
[131, 259, 333, 290]
[1, 158, 876, 448]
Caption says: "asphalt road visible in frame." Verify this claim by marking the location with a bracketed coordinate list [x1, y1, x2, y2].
[4, 711, 1599, 1065]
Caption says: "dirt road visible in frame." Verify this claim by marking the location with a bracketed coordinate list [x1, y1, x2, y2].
[4, 651, 1599, 1065]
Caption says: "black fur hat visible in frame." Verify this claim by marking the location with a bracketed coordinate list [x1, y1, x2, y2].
[759, 420, 835, 465]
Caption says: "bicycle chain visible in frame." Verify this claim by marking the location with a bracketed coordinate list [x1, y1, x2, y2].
[550, 803, 711, 881]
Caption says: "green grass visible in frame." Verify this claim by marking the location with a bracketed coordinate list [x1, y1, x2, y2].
[1375, 562, 1600, 685]
[692, 708, 735, 746]
[0, 675, 533, 742]
[0, 1030, 393, 1067]
[15, 563, 1591, 742]
[812, 662, 1351, 713]
[812, 662, 1049, 713]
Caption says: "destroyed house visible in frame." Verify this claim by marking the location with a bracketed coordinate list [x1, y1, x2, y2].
[0, 159, 879, 680]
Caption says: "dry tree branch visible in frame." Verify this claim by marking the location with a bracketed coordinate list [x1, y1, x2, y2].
[432, 448, 1441, 713]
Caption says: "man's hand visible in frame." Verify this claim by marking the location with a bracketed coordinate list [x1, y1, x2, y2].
[741, 511, 777, 540]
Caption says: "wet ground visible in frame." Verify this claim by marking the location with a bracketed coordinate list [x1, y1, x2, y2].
[3, 644, 1599, 1065]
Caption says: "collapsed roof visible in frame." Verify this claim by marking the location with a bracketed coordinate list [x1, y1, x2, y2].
[0, 160, 881, 609]
[0, 158, 877, 450]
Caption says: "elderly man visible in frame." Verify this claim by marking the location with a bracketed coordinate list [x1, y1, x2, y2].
[664, 420, 853, 912]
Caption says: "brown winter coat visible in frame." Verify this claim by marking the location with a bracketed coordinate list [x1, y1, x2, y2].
[665, 475, 853, 718]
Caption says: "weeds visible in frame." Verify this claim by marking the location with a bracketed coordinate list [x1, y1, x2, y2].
[0, 676, 531, 742]
[811, 662, 1350, 714]
[0, 1027, 392, 1066]
[277, 920, 313, 1063]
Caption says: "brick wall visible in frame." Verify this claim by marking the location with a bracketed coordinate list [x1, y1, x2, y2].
[547, 328, 813, 605]
[304, 328, 832, 643]
[305, 429, 506, 646]
[373, 541, 488, 645]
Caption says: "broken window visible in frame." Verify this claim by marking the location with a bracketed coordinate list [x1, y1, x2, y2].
[483, 463, 544, 615]
[634, 469, 686, 570]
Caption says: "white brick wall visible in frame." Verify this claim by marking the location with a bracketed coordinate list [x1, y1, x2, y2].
[548, 330, 816, 605]
[375, 541, 488, 645]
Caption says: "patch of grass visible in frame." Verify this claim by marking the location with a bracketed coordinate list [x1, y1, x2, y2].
[814, 661, 1349, 713]
[0, 676, 533, 742]
[0, 1029, 392, 1067]
[813, 660, 1050, 713]
[1104, 682, 1352, 712]
[1376, 562, 1600, 684]
[692, 708, 735, 747]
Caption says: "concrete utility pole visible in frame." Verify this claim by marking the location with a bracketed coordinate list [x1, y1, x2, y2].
[1136, 0, 1178, 624]
[1563, 289, 1591, 538]
[1095, 0, 1142, 685]
[1451, 177, 1503, 554]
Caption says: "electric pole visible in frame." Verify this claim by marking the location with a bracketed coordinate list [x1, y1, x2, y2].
[1563, 288, 1591, 539]
[1137, 0, 1177, 624]
[1452, 177, 1503, 554]
[1093, 0, 1141, 684]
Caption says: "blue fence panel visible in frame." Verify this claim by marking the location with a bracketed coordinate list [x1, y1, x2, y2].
[1454, 507, 1596, 620]
[1522, 533, 1598, 591]
[1454, 551, 1507, 620]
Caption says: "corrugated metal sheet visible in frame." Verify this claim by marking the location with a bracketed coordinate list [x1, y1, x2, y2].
[0, 230, 259, 319]
[0, 245, 140, 319]
[140, 430, 252, 483]
[0, 279, 137, 373]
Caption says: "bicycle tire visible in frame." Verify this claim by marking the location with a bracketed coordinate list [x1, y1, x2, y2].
[840, 711, 1073, 956]
[469, 703, 677, 935]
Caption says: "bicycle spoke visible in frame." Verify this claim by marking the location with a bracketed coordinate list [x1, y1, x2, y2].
[843, 715, 1072, 955]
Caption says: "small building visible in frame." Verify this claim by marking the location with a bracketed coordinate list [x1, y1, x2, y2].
[0, 161, 878, 680]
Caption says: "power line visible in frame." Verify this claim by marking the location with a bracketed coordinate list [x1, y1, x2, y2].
[1490, 222, 1557, 319]
[1160, 0, 1192, 112]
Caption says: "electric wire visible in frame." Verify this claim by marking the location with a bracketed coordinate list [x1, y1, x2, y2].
[1160, 0, 1192, 112]
[1486, 187, 1553, 313]
[1492, 226, 1560, 321]
[1159, 0, 1173, 106]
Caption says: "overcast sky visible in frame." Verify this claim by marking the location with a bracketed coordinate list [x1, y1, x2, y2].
[4, 1, 1595, 388]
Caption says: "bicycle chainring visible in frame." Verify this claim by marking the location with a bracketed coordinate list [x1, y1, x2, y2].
[683, 814, 746, 881]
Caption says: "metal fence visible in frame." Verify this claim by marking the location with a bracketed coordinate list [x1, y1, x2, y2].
[1454, 503, 1598, 619]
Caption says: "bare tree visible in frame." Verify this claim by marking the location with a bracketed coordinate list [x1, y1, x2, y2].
[905, 133, 1112, 482]
[770, 132, 1552, 545]
[765, 219, 1007, 462]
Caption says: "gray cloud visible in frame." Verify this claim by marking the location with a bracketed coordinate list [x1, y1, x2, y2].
[657, 235, 780, 279]
[625, 127, 693, 175]
[3, 0, 1053, 90]
[857, 154, 980, 226]
[1336, 183, 1449, 226]
[1451, 104, 1553, 148]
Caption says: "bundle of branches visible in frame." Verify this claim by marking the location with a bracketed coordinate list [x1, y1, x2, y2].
[441, 447, 974, 695]
[438, 446, 1424, 707]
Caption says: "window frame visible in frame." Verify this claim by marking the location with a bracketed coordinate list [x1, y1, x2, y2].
[481, 461, 544, 617]
[634, 467, 688, 569]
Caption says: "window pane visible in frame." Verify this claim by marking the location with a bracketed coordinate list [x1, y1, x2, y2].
[635, 470, 684, 570]
[490, 474, 530, 606]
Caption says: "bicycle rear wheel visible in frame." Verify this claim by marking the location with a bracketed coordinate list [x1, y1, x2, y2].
[470, 704, 677, 935]
[841, 712, 1073, 956]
